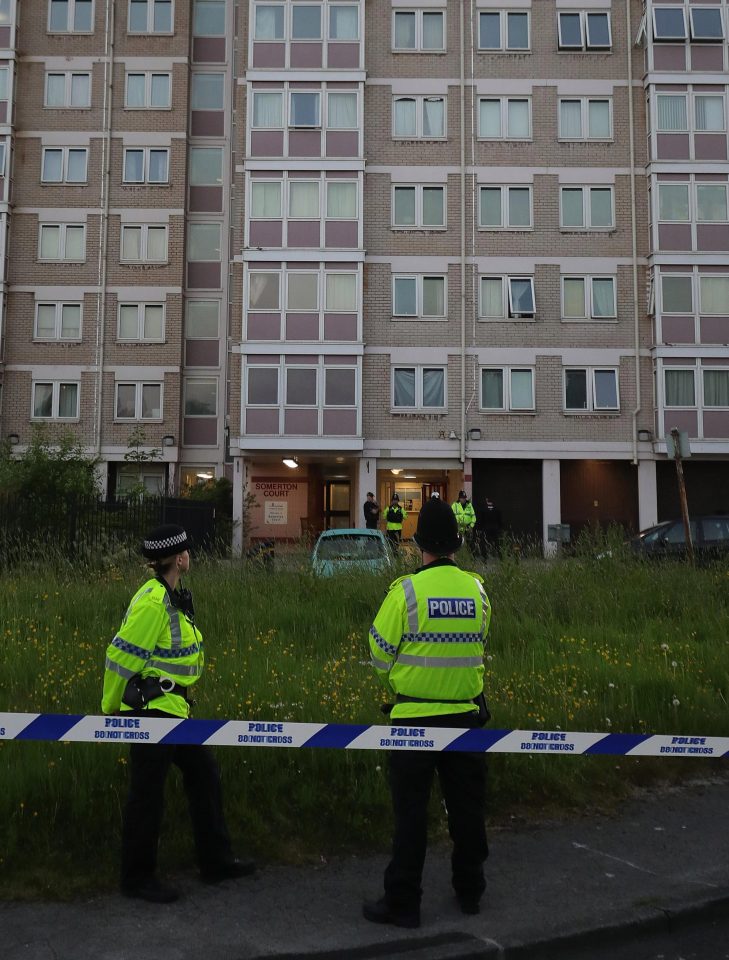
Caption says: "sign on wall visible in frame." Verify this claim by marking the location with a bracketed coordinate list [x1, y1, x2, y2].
[264, 500, 288, 525]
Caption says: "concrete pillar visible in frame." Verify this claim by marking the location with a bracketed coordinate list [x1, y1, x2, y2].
[638, 459, 658, 532]
[357, 456, 377, 527]
[232, 456, 246, 557]
[463, 457, 472, 499]
[542, 459, 561, 558]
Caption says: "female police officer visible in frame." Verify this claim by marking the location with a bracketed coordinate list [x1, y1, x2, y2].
[102, 523, 254, 903]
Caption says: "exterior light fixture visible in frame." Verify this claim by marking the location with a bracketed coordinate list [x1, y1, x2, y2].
[469, 428, 482, 441]
[7, 434, 19, 446]
[282, 457, 298, 469]
[196, 472, 214, 480]
[390, 468, 402, 475]
[637, 429, 653, 442]
[448, 430, 458, 440]
[162, 435, 175, 446]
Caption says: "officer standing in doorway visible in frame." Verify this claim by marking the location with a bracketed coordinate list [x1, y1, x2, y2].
[363, 498, 492, 928]
[363, 491, 380, 529]
[452, 490, 477, 544]
[384, 493, 406, 547]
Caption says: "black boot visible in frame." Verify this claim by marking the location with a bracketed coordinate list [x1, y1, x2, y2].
[121, 877, 180, 904]
[200, 857, 256, 884]
[362, 897, 420, 928]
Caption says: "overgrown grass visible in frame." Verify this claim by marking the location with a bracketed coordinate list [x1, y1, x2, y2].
[2, 544, 729, 899]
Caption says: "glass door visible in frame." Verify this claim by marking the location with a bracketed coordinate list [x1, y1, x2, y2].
[324, 481, 351, 529]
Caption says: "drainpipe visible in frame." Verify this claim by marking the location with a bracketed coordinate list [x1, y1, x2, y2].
[627, 0, 641, 466]
[459, 0, 466, 464]
[94, 0, 114, 457]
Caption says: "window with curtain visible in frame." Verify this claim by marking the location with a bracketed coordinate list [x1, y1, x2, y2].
[187, 378, 219, 415]
[393, 98, 417, 136]
[186, 300, 219, 338]
[699, 276, 729, 314]
[423, 98, 444, 137]
[507, 99, 529, 138]
[559, 100, 582, 138]
[480, 99, 502, 138]
[0, 67, 7, 101]
[665, 369, 696, 406]
[393, 186, 416, 226]
[658, 183, 689, 221]
[193, 0, 225, 36]
[290, 92, 320, 127]
[510, 370, 534, 409]
[697, 184, 728, 222]
[481, 369, 504, 408]
[188, 223, 221, 261]
[254, 4, 284, 39]
[329, 5, 358, 39]
[393, 185, 444, 228]
[252, 91, 283, 128]
[563, 277, 586, 318]
[251, 181, 282, 218]
[141, 384, 162, 419]
[328, 92, 357, 128]
[422, 276, 445, 316]
[190, 147, 223, 185]
[286, 368, 317, 406]
[480, 187, 502, 226]
[191, 74, 224, 111]
[561, 188, 584, 227]
[325, 273, 356, 311]
[661, 274, 693, 313]
[695, 95, 725, 132]
[422, 11, 444, 49]
[39, 224, 85, 261]
[289, 180, 320, 218]
[326, 181, 357, 219]
[325, 368, 356, 406]
[292, 5, 322, 39]
[393, 368, 416, 407]
[480, 277, 504, 317]
[60, 304, 81, 338]
[589, 188, 613, 227]
[588, 100, 611, 138]
[393, 11, 416, 48]
[423, 368, 445, 407]
[287, 273, 319, 311]
[592, 278, 616, 318]
[508, 187, 531, 227]
[33, 383, 53, 418]
[423, 187, 444, 226]
[247, 367, 279, 405]
[58, 383, 79, 419]
[656, 94, 688, 131]
[704, 370, 729, 407]
[249, 273, 280, 310]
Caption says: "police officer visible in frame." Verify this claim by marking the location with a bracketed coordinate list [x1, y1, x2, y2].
[102, 524, 254, 903]
[452, 490, 477, 544]
[363, 491, 380, 530]
[363, 498, 491, 928]
[384, 493, 407, 547]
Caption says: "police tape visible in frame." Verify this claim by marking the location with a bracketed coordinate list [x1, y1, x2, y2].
[0, 712, 726, 756]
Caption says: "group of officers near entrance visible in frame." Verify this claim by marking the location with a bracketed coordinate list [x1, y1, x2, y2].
[102, 496, 493, 928]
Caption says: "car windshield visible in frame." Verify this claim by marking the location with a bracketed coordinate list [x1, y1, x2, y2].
[641, 522, 671, 544]
[316, 536, 385, 561]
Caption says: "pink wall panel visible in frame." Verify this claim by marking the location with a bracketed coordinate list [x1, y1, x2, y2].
[247, 313, 281, 340]
[327, 43, 360, 68]
[290, 42, 323, 67]
[251, 131, 285, 157]
[702, 411, 729, 438]
[663, 410, 698, 437]
[286, 313, 320, 339]
[288, 131, 322, 157]
[0, 28, 9, 46]
[191, 111, 224, 137]
[0, 102, 7, 123]
[185, 340, 220, 367]
[656, 134, 691, 160]
[193, 38, 226, 63]
[189, 186, 223, 213]
[661, 316, 695, 343]
[323, 409, 357, 435]
[658, 223, 692, 251]
[695, 135, 727, 161]
[323, 314, 357, 340]
[691, 46, 724, 71]
[284, 409, 318, 434]
[325, 221, 357, 247]
[246, 409, 280, 435]
[287, 220, 320, 246]
[252, 43, 286, 67]
[250, 220, 283, 246]
[696, 224, 729, 251]
[326, 131, 359, 157]
[653, 46, 686, 71]
[187, 262, 222, 290]
[700, 316, 729, 343]
[183, 418, 218, 446]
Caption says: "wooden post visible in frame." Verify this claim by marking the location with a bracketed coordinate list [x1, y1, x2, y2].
[670, 427, 694, 565]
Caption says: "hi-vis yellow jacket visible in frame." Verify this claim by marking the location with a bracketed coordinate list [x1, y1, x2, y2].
[368, 560, 491, 719]
[101, 578, 203, 719]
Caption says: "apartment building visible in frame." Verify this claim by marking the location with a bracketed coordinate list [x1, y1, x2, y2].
[0, 1, 727, 552]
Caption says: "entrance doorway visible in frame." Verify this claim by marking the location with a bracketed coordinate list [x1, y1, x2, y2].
[324, 480, 351, 529]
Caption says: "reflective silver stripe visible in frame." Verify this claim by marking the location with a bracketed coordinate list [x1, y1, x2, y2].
[162, 593, 182, 651]
[401, 578, 419, 633]
[395, 653, 483, 668]
[370, 654, 392, 672]
[475, 579, 490, 639]
[122, 587, 154, 625]
[147, 660, 200, 677]
[105, 657, 136, 680]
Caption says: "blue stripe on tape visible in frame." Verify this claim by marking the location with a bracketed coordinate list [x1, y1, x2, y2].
[445, 728, 511, 752]
[302, 724, 369, 749]
[584, 733, 650, 754]
[15, 714, 84, 741]
[159, 719, 227, 745]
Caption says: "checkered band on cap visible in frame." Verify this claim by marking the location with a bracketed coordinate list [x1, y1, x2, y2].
[143, 530, 188, 552]
[141, 524, 191, 560]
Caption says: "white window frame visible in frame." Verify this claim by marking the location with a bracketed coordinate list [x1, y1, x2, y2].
[117, 302, 165, 342]
[391, 365, 447, 411]
[479, 185, 533, 230]
[693, 91, 727, 133]
[249, 178, 283, 219]
[246, 365, 280, 406]
[477, 10, 530, 52]
[655, 92, 689, 132]
[699, 274, 729, 315]
[124, 71, 172, 109]
[392, 8, 446, 53]
[122, 147, 170, 184]
[561, 275, 617, 320]
[702, 367, 729, 408]
[286, 271, 320, 312]
[478, 275, 536, 319]
[663, 366, 697, 408]
[34, 301, 83, 340]
[480, 366, 535, 412]
[47, 0, 94, 34]
[185, 300, 220, 339]
[31, 381, 80, 420]
[557, 10, 612, 50]
[392, 274, 447, 319]
[119, 224, 169, 263]
[127, 0, 173, 34]
[564, 367, 620, 412]
[560, 185, 615, 230]
[478, 96, 532, 141]
[659, 272, 694, 315]
[114, 382, 164, 421]
[392, 95, 447, 140]
[558, 97, 613, 140]
[41, 146, 88, 184]
[251, 90, 284, 129]
[652, 6, 688, 41]
[184, 377, 218, 417]
[391, 183, 446, 229]
[289, 90, 321, 128]
[285, 365, 319, 408]
[247, 269, 281, 312]
[326, 90, 359, 130]
[44, 71, 91, 108]
[37, 223, 86, 262]
[689, 6, 724, 42]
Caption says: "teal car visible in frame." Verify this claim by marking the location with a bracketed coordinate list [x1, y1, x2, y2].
[311, 528, 393, 577]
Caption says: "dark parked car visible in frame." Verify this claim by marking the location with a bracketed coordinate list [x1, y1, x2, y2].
[629, 515, 729, 561]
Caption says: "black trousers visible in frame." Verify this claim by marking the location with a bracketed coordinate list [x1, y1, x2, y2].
[384, 713, 488, 911]
[121, 712, 233, 884]
[386, 529, 402, 546]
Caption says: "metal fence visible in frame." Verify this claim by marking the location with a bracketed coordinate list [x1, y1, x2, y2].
[0, 495, 219, 566]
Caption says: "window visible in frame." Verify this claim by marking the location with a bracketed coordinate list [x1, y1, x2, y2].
[393, 366, 446, 409]
[32, 382, 79, 420]
[559, 98, 611, 140]
[191, 74, 224, 111]
[392, 184, 445, 228]
[185, 300, 219, 338]
[325, 272, 356, 311]
[292, 4, 321, 39]
[118, 303, 164, 341]
[249, 272, 280, 310]
[253, 4, 285, 39]
[661, 274, 693, 314]
[290, 91, 320, 128]
[41, 147, 88, 183]
[562, 276, 616, 319]
[115, 382, 163, 420]
[252, 91, 283, 128]
[703, 369, 729, 407]
[558, 11, 611, 50]
[287, 272, 319, 310]
[699, 275, 729, 314]
[327, 91, 357, 129]
[35, 302, 82, 340]
[0, 67, 8, 101]
[393, 9, 445, 52]
[49, 0, 93, 32]
[481, 368, 534, 411]
[478, 10, 529, 50]
[193, 0, 225, 36]
[697, 183, 728, 222]
[125, 72, 171, 109]
[189, 147, 223, 186]
[326, 181, 357, 219]
[247, 366, 279, 405]
[479, 276, 535, 319]
[479, 185, 532, 229]
[128, 0, 172, 33]
[325, 366, 356, 405]
[657, 182, 689, 221]
[479, 97, 531, 140]
[329, 4, 359, 40]
[652, 7, 687, 41]
[120, 224, 168, 262]
[184, 378, 217, 416]
[392, 95, 445, 139]
[250, 180, 282, 218]
[656, 94, 688, 132]
[695, 94, 725, 132]
[123, 148, 169, 184]
[288, 180, 319, 218]
[664, 368, 696, 407]
[286, 367, 317, 405]
[188, 223, 221, 261]
[564, 368, 619, 411]
[38, 224, 85, 262]
[560, 186, 614, 229]
[689, 7, 724, 42]
[45, 72, 91, 108]
[393, 275, 446, 318]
